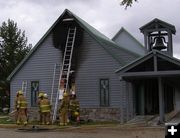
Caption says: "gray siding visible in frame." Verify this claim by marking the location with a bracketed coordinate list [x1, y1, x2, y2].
[76, 31, 122, 108]
[113, 30, 145, 56]
[10, 29, 138, 122]
[10, 33, 61, 110]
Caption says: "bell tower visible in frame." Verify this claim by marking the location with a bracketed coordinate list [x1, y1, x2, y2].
[140, 18, 176, 56]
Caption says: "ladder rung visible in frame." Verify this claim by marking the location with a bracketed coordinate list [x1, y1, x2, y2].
[65, 55, 70, 57]
[67, 41, 73, 43]
[66, 47, 72, 49]
[64, 64, 69, 66]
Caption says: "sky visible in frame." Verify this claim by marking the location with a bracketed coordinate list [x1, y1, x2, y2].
[0, 0, 180, 58]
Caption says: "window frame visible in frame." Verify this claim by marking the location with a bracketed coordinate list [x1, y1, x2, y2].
[99, 78, 110, 107]
[30, 81, 39, 107]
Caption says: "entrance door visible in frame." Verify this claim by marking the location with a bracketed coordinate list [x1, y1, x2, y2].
[135, 79, 159, 115]
[144, 79, 159, 115]
[135, 79, 174, 115]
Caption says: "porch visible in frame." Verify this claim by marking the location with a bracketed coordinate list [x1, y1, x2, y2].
[116, 50, 180, 123]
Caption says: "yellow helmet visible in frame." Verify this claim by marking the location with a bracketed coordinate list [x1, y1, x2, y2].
[38, 92, 44, 98]
[18, 90, 23, 95]
[63, 92, 68, 97]
[74, 111, 79, 116]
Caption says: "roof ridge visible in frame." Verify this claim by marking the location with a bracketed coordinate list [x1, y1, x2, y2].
[112, 27, 144, 48]
[140, 18, 176, 34]
[7, 9, 140, 80]
[115, 51, 152, 73]
[69, 10, 140, 57]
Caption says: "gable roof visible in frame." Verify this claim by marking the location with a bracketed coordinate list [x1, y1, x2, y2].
[140, 18, 176, 34]
[7, 9, 140, 81]
[112, 27, 145, 56]
[116, 49, 180, 76]
[67, 10, 140, 61]
[112, 27, 144, 48]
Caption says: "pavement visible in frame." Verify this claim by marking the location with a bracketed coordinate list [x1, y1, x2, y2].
[0, 124, 165, 138]
[0, 115, 166, 138]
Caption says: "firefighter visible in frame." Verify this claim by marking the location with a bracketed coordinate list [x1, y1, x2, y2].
[40, 93, 51, 125]
[59, 92, 69, 126]
[69, 94, 80, 125]
[16, 90, 28, 125]
[37, 92, 44, 124]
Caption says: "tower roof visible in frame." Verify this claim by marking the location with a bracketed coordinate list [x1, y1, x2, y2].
[140, 18, 176, 34]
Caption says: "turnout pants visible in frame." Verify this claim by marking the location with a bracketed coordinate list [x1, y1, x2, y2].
[17, 108, 27, 125]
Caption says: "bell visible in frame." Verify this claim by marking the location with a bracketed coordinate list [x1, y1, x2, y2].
[152, 36, 167, 50]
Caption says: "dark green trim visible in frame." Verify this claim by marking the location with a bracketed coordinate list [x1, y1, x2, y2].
[7, 9, 140, 81]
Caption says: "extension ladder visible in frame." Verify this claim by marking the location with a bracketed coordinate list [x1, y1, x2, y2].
[52, 26, 77, 123]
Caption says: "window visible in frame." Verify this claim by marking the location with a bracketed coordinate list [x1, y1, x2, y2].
[31, 81, 39, 106]
[100, 79, 109, 106]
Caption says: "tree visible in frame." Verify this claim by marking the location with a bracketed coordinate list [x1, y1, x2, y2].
[0, 19, 31, 108]
[120, 0, 138, 9]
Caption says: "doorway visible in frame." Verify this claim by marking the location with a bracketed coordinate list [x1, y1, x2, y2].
[135, 79, 174, 115]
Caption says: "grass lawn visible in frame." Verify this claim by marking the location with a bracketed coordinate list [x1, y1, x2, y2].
[0, 115, 15, 124]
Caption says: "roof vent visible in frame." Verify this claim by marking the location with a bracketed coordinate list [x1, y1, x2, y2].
[62, 18, 74, 22]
